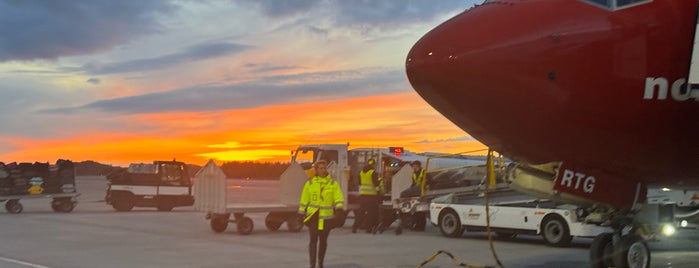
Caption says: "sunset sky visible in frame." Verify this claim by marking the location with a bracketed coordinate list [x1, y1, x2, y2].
[0, 0, 485, 167]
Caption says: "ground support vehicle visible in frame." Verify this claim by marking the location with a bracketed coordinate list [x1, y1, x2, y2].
[646, 187, 699, 228]
[195, 160, 313, 234]
[105, 160, 194, 212]
[0, 160, 78, 213]
[430, 190, 613, 247]
[389, 156, 497, 231]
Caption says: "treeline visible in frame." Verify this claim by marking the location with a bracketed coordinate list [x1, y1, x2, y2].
[74, 160, 289, 180]
[75, 160, 123, 176]
[220, 161, 290, 180]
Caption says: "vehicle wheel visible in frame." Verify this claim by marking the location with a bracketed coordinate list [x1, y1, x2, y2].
[111, 192, 134, 212]
[157, 197, 174, 212]
[237, 216, 254, 235]
[210, 216, 229, 233]
[439, 209, 464, 238]
[5, 199, 22, 214]
[51, 198, 75, 213]
[541, 214, 572, 247]
[613, 234, 650, 268]
[287, 215, 304, 232]
[265, 213, 283, 231]
[589, 233, 614, 268]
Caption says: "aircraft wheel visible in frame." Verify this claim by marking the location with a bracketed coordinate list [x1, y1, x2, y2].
[210, 215, 229, 233]
[265, 213, 283, 231]
[589, 233, 614, 268]
[237, 216, 254, 235]
[438, 209, 464, 238]
[286, 215, 304, 232]
[5, 199, 22, 214]
[541, 214, 572, 247]
[613, 234, 650, 268]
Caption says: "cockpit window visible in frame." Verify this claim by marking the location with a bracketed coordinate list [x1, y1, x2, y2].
[580, 0, 652, 11]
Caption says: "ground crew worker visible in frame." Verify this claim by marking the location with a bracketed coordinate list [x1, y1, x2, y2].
[352, 158, 381, 234]
[298, 160, 345, 268]
[395, 160, 426, 235]
[411, 160, 426, 188]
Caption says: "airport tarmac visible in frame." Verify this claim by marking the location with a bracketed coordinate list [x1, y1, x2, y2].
[0, 177, 697, 268]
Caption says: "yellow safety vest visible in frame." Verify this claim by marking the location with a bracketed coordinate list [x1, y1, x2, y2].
[412, 168, 425, 187]
[359, 169, 378, 196]
[298, 175, 345, 230]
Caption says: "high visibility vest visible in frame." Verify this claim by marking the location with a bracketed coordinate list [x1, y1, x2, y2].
[298, 175, 345, 230]
[359, 169, 378, 196]
[412, 168, 425, 187]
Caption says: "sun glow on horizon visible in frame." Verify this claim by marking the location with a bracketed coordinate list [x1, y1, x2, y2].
[0, 92, 485, 167]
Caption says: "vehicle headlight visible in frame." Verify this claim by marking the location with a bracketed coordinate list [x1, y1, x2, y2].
[661, 224, 676, 236]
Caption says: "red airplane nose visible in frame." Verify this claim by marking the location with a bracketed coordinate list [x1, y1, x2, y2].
[406, 3, 557, 162]
[406, 1, 699, 182]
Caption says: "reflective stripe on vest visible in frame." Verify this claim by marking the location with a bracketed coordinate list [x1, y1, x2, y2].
[359, 169, 377, 195]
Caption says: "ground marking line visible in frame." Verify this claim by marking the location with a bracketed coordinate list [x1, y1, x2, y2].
[0, 256, 52, 268]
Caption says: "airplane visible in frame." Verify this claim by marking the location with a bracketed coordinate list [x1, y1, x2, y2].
[405, 1, 699, 267]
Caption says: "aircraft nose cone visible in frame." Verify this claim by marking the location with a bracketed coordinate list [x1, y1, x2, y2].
[404, 5, 548, 161]
[405, 10, 496, 145]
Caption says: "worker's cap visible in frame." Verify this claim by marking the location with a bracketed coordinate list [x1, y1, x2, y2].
[367, 159, 376, 165]
[411, 160, 421, 166]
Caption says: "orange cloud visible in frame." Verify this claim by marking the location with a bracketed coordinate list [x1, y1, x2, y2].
[0, 92, 485, 166]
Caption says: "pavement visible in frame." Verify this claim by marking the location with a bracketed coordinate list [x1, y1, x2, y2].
[0, 176, 696, 268]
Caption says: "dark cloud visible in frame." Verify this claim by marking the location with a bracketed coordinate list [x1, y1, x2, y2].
[0, 0, 176, 62]
[244, 63, 304, 73]
[41, 68, 408, 114]
[75, 42, 252, 75]
[86, 78, 101, 85]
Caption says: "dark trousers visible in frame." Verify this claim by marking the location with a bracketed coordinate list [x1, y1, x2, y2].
[353, 195, 380, 232]
[306, 212, 330, 268]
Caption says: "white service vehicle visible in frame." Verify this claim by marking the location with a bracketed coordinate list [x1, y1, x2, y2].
[106, 160, 194, 212]
[429, 190, 613, 247]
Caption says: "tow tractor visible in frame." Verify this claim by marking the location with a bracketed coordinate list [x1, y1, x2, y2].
[105, 160, 194, 211]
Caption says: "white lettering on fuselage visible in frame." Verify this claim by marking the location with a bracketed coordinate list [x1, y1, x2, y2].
[559, 169, 595, 193]
[644, 77, 699, 101]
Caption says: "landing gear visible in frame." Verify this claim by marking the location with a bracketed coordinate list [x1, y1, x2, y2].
[590, 232, 650, 268]
[614, 234, 650, 268]
[588, 214, 651, 268]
